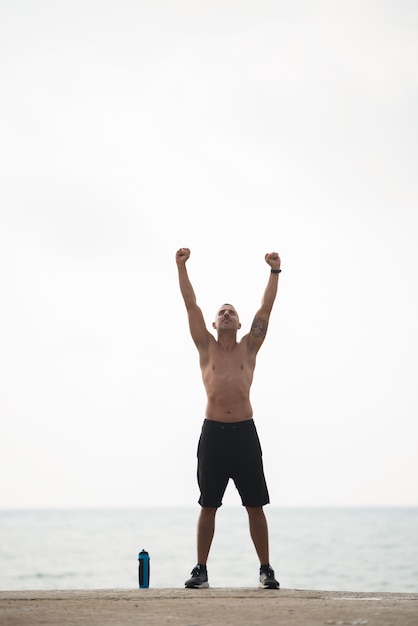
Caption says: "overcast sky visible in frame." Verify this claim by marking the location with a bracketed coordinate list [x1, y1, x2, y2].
[1, 0, 417, 509]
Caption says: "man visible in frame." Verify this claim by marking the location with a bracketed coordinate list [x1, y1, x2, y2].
[175, 247, 281, 589]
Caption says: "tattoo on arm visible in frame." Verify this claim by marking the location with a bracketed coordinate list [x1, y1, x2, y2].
[251, 317, 267, 339]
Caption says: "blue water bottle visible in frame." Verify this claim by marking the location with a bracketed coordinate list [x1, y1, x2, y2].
[138, 549, 150, 588]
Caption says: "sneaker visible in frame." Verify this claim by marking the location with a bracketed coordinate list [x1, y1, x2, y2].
[185, 564, 209, 588]
[259, 565, 280, 589]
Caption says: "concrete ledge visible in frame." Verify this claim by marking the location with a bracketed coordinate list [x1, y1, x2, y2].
[1, 588, 417, 625]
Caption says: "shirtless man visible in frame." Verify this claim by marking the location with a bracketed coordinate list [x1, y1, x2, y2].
[176, 247, 281, 589]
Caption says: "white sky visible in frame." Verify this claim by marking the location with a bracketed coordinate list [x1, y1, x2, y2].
[1, 0, 417, 509]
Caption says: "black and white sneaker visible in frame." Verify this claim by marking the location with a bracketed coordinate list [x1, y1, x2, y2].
[185, 564, 209, 588]
[259, 565, 280, 589]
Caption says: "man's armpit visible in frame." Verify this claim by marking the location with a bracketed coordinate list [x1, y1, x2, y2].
[251, 317, 267, 339]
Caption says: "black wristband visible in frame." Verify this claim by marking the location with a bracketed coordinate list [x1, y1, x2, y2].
[271, 269, 281, 274]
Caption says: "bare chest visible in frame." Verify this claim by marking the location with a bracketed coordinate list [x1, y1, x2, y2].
[201, 345, 256, 386]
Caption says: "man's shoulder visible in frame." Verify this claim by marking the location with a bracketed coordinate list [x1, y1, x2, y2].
[238, 334, 251, 348]
[240, 330, 265, 356]
[196, 331, 216, 355]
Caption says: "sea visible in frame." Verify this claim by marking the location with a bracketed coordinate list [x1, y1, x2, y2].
[0, 508, 417, 592]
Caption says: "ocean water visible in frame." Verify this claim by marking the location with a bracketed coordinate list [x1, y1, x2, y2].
[0, 508, 417, 592]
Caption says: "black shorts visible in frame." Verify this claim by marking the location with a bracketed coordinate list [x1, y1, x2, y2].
[197, 419, 270, 508]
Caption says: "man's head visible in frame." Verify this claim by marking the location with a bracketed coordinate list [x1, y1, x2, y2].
[212, 304, 242, 332]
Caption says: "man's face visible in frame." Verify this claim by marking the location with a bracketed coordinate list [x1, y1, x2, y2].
[213, 304, 241, 331]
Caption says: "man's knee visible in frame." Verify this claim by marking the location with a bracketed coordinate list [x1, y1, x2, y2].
[245, 506, 265, 518]
[200, 506, 218, 518]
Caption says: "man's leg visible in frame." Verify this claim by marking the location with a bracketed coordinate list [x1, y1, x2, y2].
[197, 506, 217, 564]
[246, 506, 280, 588]
[246, 506, 269, 565]
[185, 507, 217, 588]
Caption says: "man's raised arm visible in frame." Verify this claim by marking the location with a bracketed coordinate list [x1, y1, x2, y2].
[247, 252, 281, 350]
[176, 248, 210, 348]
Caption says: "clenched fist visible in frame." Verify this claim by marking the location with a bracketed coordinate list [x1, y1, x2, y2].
[176, 247, 191, 265]
[265, 252, 281, 271]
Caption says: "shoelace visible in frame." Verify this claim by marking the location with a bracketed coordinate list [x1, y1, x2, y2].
[261, 567, 274, 577]
[192, 566, 204, 577]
